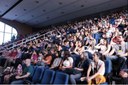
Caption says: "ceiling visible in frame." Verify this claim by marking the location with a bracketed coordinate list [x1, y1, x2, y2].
[0, 0, 127, 28]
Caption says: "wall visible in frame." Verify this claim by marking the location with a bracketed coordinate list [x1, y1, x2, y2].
[0, 18, 33, 35]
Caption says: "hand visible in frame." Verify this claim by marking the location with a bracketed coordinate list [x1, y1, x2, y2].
[80, 77, 86, 81]
[61, 67, 66, 70]
[86, 77, 91, 83]
[121, 72, 128, 78]
[74, 68, 78, 70]
[16, 76, 21, 79]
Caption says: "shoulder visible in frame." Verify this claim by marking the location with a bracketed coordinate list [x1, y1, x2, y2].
[68, 57, 73, 63]
[98, 60, 105, 65]
[29, 65, 34, 69]
[85, 59, 91, 63]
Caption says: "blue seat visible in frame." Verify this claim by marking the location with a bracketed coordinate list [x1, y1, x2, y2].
[85, 51, 93, 60]
[53, 72, 69, 85]
[71, 53, 80, 67]
[31, 66, 45, 83]
[100, 82, 108, 85]
[40, 69, 55, 84]
[32, 66, 38, 77]
[24, 66, 45, 84]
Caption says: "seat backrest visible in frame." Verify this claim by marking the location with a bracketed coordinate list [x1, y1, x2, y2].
[32, 66, 44, 83]
[40, 69, 55, 84]
[31, 66, 37, 77]
[53, 72, 69, 85]
[85, 51, 93, 60]
[105, 57, 112, 75]
[71, 53, 80, 67]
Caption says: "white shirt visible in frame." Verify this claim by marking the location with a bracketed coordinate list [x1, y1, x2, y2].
[91, 60, 105, 75]
[63, 57, 73, 67]
[97, 60, 105, 75]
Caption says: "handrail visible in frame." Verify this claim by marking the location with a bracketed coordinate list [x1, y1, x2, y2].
[0, 29, 57, 52]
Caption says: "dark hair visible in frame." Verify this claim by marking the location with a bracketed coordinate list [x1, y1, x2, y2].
[81, 51, 89, 60]
[63, 51, 70, 60]
[94, 52, 101, 59]
[0, 52, 2, 56]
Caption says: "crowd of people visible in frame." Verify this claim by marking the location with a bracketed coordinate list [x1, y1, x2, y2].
[0, 8, 128, 84]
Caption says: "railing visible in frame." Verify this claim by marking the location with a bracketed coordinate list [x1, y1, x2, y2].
[0, 28, 58, 52]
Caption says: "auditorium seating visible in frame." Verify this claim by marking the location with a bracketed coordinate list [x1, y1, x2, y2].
[0, 8, 127, 84]
[53, 71, 69, 85]
[40, 69, 55, 84]
[23, 66, 69, 84]
[24, 66, 44, 84]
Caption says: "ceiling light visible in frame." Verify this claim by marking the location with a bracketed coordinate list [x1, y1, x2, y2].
[31, 15, 34, 17]
[23, 9, 27, 11]
[59, 2, 62, 5]
[46, 17, 49, 19]
[35, 0, 39, 4]
[5, 4, 9, 7]
[61, 12, 64, 14]
[81, 5, 84, 7]
[43, 9, 46, 12]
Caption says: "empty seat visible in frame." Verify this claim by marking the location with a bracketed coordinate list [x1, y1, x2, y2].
[40, 69, 55, 84]
[53, 72, 69, 85]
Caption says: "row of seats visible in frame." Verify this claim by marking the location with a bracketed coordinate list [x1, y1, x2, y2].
[25, 66, 69, 84]
[27, 56, 112, 85]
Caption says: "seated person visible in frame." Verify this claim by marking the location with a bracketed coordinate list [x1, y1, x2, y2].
[36, 52, 44, 65]
[70, 51, 91, 84]
[11, 58, 34, 84]
[119, 68, 128, 84]
[39, 53, 52, 67]
[80, 52, 106, 85]
[95, 39, 107, 53]
[59, 51, 73, 74]
[31, 50, 38, 64]
[50, 52, 62, 70]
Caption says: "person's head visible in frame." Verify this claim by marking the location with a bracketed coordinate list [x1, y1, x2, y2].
[33, 50, 37, 54]
[79, 36, 83, 41]
[93, 52, 101, 62]
[61, 51, 64, 57]
[17, 48, 21, 53]
[69, 41, 75, 47]
[50, 48, 55, 54]
[64, 40, 69, 46]
[13, 48, 17, 52]
[120, 35, 125, 42]
[99, 39, 104, 44]
[39, 52, 43, 56]
[103, 39, 108, 46]
[81, 51, 89, 60]
[0, 52, 2, 56]
[25, 58, 31, 66]
[64, 50, 70, 59]
[102, 33, 107, 38]
[73, 36, 77, 41]
[55, 52, 59, 57]
[78, 41, 83, 48]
